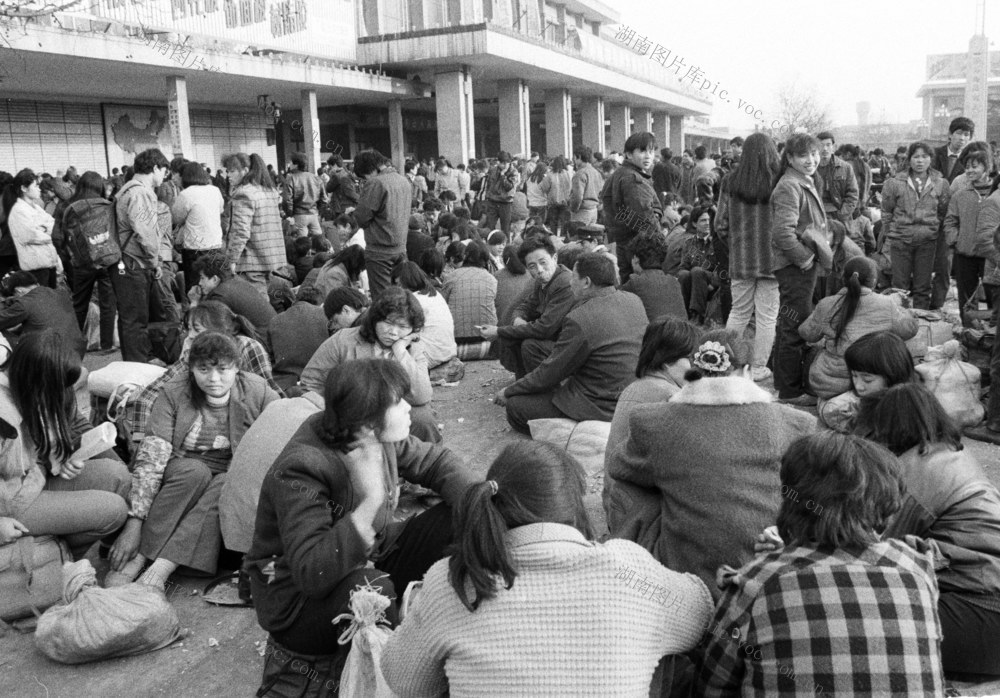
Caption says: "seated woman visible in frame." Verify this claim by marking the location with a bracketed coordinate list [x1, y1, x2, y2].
[247, 359, 477, 693]
[305, 244, 366, 302]
[391, 261, 457, 371]
[608, 330, 815, 597]
[696, 431, 944, 695]
[494, 244, 532, 327]
[300, 287, 440, 443]
[382, 440, 713, 697]
[869, 383, 1000, 677]
[126, 301, 282, 446]
[799, 256, 917, 399]
[0, 330, 129, 560]
[107, 332, 279, 588]
[442, 240, 497, 361]
[604, 316, 699, 547]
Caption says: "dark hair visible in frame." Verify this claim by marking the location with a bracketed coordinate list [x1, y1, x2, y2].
[180, 161, 211, 187]
[516, 234, 556, 264]
[193, 250, 234, 283]
[187, 331, 241, 409]
[333, 213, 355, 229]
[444, 241, 466, 265]
[323, 286, 368, 320]
[353, 149, 385, 178]
[660, 147, 673, 160]
[2, 169, 36, 216]
[573, 252, 616, 287]
[463, 240, 492, 270]
[843, 331, 914, 385]
[624, 132, 656, 154]
[868, 383, 963, 456]
[358, 286, 425, 344]
[392, 260, 437, 297]
[292, 285, 324, 305]
[453, 206, 471, 221]
[292, 236, 313, 258]
[685, 328, 754, 381]
[187, 300, 259, 341]
[290, 152, 308, 171]
[777, 432, 902, 549]
[319, 359, 411, 450]
[777, 133, 821, 178]
[422, 197, 443, 213]
[556, 243, 584, 274]
[688, 204, 716, 234]
[501, 244, 526, 275]
[905, 141, 934, 164]
[133, 148, 169, 175]
[636, 317, 700, 378]
[529, 161, 549, 184]
[729, 137, 744, 147]
[573, 146, 593, 163]
[959, 141, 993, 172]
[831, 256, 878, 342]
[486, 230, 506, 247]
[3, 270, 39, 293]
[222, 153, 275, 190]
[550, 156, 568, 174]
[726, 133, 780, 205]
[68, 171, 106, 204]
[9, 330, 81, 464]
[326, 245, 366, 282]
[694, 145, 707, 160]
[816, 131, 835, 144]
[448, 441, 594, 611]
[628, 231, 669, 270]
[418, 247, 445, 280]
[949, 116, 975, 136]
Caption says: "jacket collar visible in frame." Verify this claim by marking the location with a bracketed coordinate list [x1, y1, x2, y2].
[671, 375, 773, 405]
[623, 161, 651, 179]
[507, 522, 591, 550]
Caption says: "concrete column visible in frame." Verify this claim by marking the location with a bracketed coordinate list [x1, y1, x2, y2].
[435, 66, 476, 165]
[652, 111, 669, 150]
[669, 114, 684, 155]
[388, 99, 405, 172]
[544, 88, 572, 159]
[498, 79, 531, 157]
[300, 89, 321, 172]
[165, 76, 193, 158]
[608, 103, 631, 153]
[579, 97, 605, 155]
[632, 107, 653, 134]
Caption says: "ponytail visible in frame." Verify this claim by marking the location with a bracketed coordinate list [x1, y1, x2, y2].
[832, 257, 878, 343]
[231, 312, 260, 342]
[448, 480, 514, 612]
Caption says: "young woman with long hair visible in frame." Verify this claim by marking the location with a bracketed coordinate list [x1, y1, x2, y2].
[494, 243, 531, 327]
[525, 161, 549, 221]
[382, 440, 712, 697]
[2, 168, 59, 288]
[717, 132, 781, 381]
[542, 156, 572, 235]
[222, 152, 285, 295]
[442, 240, 498, 355]
[309, 244, 366, 301]
[392, 260, 456, 369]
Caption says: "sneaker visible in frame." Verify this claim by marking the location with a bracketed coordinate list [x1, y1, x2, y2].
[778, 394, 817, 407]
[750, 366, 772, 382]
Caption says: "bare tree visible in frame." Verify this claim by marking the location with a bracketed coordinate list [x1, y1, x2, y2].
[768, 80, 833, 136]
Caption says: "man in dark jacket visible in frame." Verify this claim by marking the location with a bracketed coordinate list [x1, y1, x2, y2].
[325, 154, 359, 217]
[497, 253, 648, 433]
[193, 250, 276, 336]
[0, 271, 86, 358]
[651, 148, 681, 205]
[483, 151, 520, 235]
[352, 150, 410, 299]
[930, 117, 975, 309]
[281, 152, 327, 237]
[816, 132, 859, 226]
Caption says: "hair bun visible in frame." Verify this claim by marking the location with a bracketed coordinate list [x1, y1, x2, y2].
[692, 341, 732, 373]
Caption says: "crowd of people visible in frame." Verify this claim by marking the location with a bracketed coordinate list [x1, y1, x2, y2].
[1, 116, 999, 695]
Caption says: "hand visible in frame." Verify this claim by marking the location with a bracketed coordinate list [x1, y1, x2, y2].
[345, 207, 356, 215]
[187, 285, 203, 306]
[344, 430, 387, 513]
[0, 517, 28, 545]
[154, 267, 163, 281]
[715, 564, 740, 590]
[60, 459, 85, 481]
[512, 317, 528, 327]
[391, 334, 416, 360]
[753, 525, 785, 554]
[230, 262, 237, 275]
[798, 258, 814, 272]
[493, 389, 508, 407]
[477, 324, 499, 341]
[109, 518, 143, 571]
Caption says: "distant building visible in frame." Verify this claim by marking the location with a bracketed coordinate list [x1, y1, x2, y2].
[918, 48, 1000, 144]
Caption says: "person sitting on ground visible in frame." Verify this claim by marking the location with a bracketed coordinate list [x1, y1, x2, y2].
[494, 243, 532, 327]
[497, 253, 647, 434]
[799, 256, 917, 400]
[477, 233, 576, 378]
[0, 330, 129, 560]
[300, 286, 439, 442]
[486, 230, 506, 271]
[675, 204, 723, 325]
[608, 330, 815, 597]
[306, 244, 366, 302]
[621, 231, 687, 322]
[407, 214, 435, 263]
[191, 250, 276, 336]
[418, 247, 446, 289]
[867, 383, 1000, 677]
[696, 431, 944, 695]
[442, 240, 497, 360]
[288, 235, 314, 285]
[323, 286, 368, 335]
[381, 440, 713, 698]
[246, 359, 478, 693]
[0, 270, 86, 358]
[108, 332, 279, 588]
[392, 260, 456, 370]
[267, 286, 329, 395]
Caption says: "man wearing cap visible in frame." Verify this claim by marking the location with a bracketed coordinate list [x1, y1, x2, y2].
[483, 151, 521, 235]
[406, 214, 435, 262]
[570, 146, 603, 226]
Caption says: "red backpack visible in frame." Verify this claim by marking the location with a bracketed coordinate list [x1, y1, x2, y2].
[63, 199, 122, 271]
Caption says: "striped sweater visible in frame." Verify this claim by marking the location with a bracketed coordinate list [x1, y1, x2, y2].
[716, 182, 775, 280]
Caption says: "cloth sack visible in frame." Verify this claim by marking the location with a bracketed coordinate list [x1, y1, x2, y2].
[915, 340, 985, 428]
[906, 310, 955, 360]
[35, 559, 181, 663]
[527, 418, 611, 477]
[334, 582, 398, 698]
[817, 391, 863, 434]
[88, 361, 167, 398]
[0, 535, 70, 622]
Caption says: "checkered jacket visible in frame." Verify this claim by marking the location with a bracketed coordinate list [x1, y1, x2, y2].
[694, 540, 944, 697]
[225, 183, 287, 273]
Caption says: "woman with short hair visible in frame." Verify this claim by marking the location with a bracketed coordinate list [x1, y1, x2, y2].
[392, 260, 456, 369]
[172, 161, 225, 293]
[2, 168, 59, 288]
[442, 240, 498, 360]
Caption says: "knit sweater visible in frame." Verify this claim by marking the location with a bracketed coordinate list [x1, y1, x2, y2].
[381, 523, 713, 697]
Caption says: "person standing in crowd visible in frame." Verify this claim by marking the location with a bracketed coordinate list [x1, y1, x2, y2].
[223, 153, 285, 298]
[569, 147, 603, 226]
[281, 152, 326, 237]
[718, 132, 781, 382]
[432, 158, 461, 200]
[680, 149, 696, 204]
[2, 169, 59, 288]
[881, 141, 951, 310]
[816, 131, 860, 227]
[325, 154, 359, 218]
[525, 160, 549, 221]
[842, 144, 872, 215]
[112, 148, 169, 363]
[542, 156, 572, 235]
[771, 133, 827, 405]
[156, 157, 186, 209]
[930, 117, 975, 310]
[602, 132, 662, 284]
[352, 149, 410, 299]
[483, 151, 520, 236]
[692, 145, 715, 182]
[652, 147, 681, 205]
[172, 161, 225, 295]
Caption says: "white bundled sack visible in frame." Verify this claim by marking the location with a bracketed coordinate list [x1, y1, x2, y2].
[527, 418, 611, 477]
[87, 361, 166, 398]
[333, 580, 398, 698]
[916, 340, 985, 428]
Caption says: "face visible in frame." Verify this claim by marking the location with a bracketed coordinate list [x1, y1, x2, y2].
[490, 242, 504, 257]
[627, 147, 655, 172]
[910, 148, 932, 174]
[524, 248, 556, 283]
[851, 371, 888, 398]
[192, 362, 238, 398]
[819, 139, 836, 163]
[788, 149, 820, 177]
[966, 161, 989, 183]
[950, 129, 972, 152]
[377, 397, 412, 443]
[227, 166, 249, 187]
[695, 212, 712, 236]
[22, 178, 41, 200]
[329, 305, 361, 332]
[198, 273, 221, 295]
[424, 210, 439, 225]
[375, 315, 414, 348]
[682, 152, 693, 166]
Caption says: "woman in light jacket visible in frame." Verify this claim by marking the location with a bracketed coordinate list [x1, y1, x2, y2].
[770, 133, 828, 404]
[945, 146, 996, 325]
[881, 141, 951, 310]
[525, 161, 549, 221]
[172, 161, 225, 294]
[1, 169, 59, 288]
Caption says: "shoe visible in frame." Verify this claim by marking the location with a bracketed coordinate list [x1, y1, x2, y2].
[750, 366, 772, 382]
[779, 394, 817, 407]
[104, 554, 146, 587]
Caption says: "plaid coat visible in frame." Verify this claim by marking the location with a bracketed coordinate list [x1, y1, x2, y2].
[695, 540, 944, 697]
[225, 183, 286, 273]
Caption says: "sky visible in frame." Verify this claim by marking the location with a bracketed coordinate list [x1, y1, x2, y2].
[614, 0, 1000, 134]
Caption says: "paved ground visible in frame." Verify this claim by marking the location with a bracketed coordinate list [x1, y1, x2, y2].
[2, 357, 999, 697]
